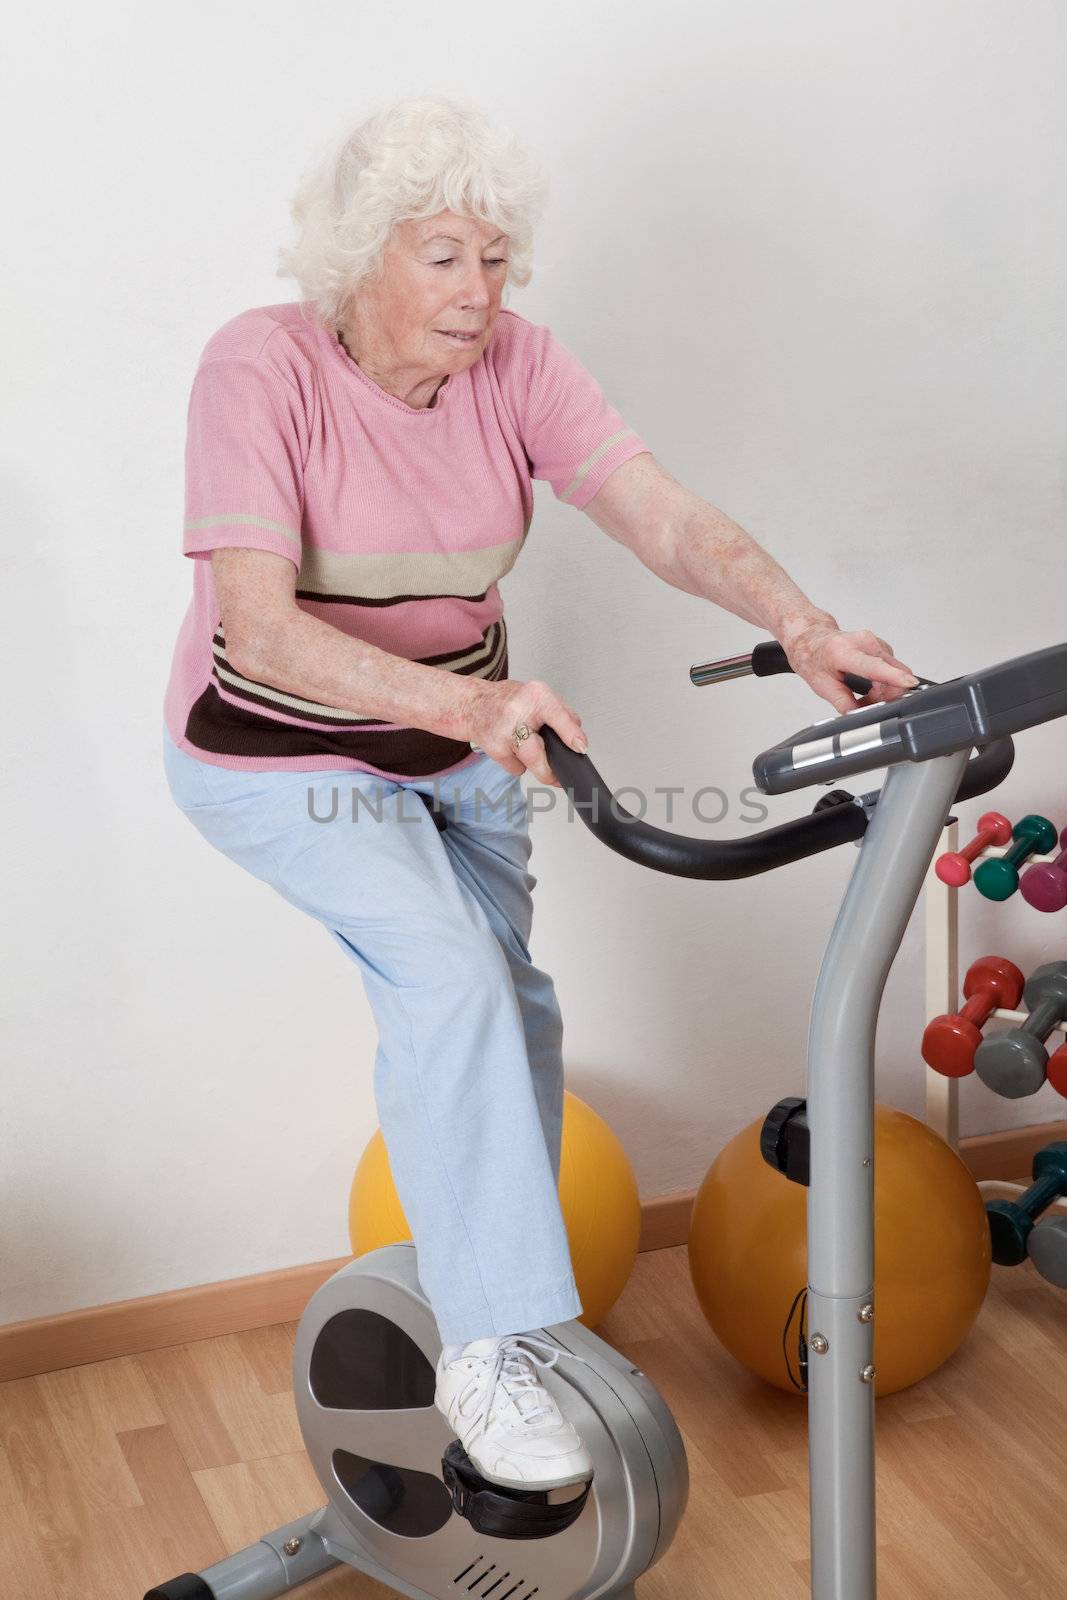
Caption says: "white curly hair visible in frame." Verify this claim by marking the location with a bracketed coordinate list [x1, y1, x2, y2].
[277, 95, 548, 332]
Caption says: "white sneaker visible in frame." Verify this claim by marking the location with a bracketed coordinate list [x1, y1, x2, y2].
[434, 1332, 595, 1491]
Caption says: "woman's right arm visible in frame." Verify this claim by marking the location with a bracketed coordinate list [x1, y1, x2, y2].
[213, 547, 587, 786]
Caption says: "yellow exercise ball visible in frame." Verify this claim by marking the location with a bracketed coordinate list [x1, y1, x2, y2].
[348, 1090, 641, 1330]
[688, 1102, 991, 1397]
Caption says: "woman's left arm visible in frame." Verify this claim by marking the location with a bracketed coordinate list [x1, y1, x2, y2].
[582, 452, 919, 716]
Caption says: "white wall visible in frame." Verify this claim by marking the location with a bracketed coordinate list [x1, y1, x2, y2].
[3, 0, 1065, 1324]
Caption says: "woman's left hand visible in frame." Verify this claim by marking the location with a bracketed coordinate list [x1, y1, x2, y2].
[781, 619, 920, 716]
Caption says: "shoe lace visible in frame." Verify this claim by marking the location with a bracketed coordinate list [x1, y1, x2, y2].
[457, 1333, 591, 1440]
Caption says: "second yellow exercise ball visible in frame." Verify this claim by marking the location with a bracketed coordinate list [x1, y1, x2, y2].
[348, 1089, 642, 1330]
[688, 1102, 991, 1397]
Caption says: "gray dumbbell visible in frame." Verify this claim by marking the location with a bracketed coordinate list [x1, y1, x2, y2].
[974, 961, 1067, 1098]
[1028, 1215, 1067, 1289]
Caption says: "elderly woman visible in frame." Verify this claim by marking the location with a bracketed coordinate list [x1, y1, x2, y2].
[162, 95, 918, 1493]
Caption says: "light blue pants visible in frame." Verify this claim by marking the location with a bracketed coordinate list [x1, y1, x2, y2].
[162, 725, 583, 1345]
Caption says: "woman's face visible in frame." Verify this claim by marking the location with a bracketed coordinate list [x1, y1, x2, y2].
[352, 209, 510, 380]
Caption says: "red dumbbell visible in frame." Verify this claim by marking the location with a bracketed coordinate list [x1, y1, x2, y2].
[1020, 826, 1067, 913]
[936, 811, 1013, 887]
[1048, 1042, 1067, 1099]
[922, 954, 1026, 1078]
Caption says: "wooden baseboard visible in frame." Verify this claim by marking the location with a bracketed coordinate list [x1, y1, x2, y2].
[955, 1119, 1067, 1182]
[3, 1117, 1064, 1383]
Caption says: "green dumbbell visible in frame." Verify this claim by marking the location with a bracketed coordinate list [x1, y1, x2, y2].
[986, 1143, 1067, 1265]
[973, 814, 1058, 901]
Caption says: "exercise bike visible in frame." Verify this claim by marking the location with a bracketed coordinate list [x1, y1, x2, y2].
[145, 638, 1066, 1600]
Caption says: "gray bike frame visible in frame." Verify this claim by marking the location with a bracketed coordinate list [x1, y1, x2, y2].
[806, 745, 970, 1597]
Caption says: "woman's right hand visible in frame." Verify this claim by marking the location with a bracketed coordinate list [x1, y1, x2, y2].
[462, 679, 588, 787]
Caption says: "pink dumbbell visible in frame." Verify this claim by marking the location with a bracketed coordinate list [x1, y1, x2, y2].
[936, 811, 1013, 887]
[1020, 827, 1067, 913]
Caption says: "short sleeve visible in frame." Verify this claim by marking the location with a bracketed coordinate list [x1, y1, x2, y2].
[513, 322, 649, 509]
[182, 357, 308, 567]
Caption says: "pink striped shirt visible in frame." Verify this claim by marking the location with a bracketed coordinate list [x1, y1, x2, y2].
[163, 301, 648, 776]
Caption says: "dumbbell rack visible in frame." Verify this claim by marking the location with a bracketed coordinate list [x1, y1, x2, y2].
[924, 818, 1067, 1211]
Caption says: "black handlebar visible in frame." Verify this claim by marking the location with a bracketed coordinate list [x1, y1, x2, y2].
[541, 728, 869, 879]
[948, 737, 1015, 802]
[750, 640, 875, 697]
[540, 641, 1020, 880]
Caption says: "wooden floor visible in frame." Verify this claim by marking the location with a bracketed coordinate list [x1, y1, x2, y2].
[1, 1244, 1064, 1600]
